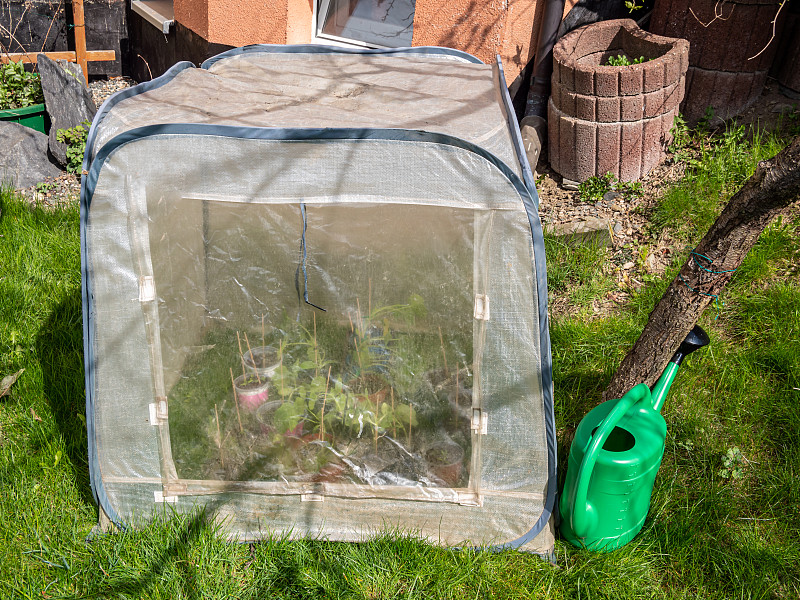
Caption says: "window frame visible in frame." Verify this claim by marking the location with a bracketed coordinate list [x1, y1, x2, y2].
[312, 0, 415, 49]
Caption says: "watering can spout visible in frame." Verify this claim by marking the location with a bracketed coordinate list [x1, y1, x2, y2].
[650, 325, 710, 412]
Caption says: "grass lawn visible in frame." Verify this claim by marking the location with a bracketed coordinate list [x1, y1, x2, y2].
[1, 121, 799, 598]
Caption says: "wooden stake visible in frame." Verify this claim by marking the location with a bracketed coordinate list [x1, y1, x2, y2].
[278, 339, 284, 391]
[374, 382, 380, 453]
[230, 368, 243, 432]
[391, 387, 396, 439]
[320, 366, 331, 441]
[236, 331, 247, 379]
[214, 403, 224, 468]
[438, 326, 449, 375]
[72, 0, 88, 80]
[313, 312, 319, 377]
[408, 404, 413, 447]
[261, 314, 265, 349]
[0, 0, 115, 81]
[243, 332, 261, 384]
[454, 362, 460, 429]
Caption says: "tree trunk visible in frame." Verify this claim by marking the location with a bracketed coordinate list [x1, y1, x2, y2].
[603, 135, 800, 401]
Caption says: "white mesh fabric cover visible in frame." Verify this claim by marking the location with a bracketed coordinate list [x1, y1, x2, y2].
[83, 48, 555, 554]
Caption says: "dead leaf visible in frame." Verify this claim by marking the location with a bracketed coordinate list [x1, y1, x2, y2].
[0, 369, 24, 398]
[30, 407, 42, 422]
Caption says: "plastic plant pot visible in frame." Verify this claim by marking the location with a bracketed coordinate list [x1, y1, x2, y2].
[243, 345, 281, 379]
[0, 103, 49, 134]
[426, 440, 464, 487]
[255, 400, 283, 434]
[234, 374, 269, 411]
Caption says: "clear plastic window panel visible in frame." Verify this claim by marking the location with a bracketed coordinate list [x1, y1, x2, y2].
[318, 0, 415, 47]
[149, 199, 483, 501]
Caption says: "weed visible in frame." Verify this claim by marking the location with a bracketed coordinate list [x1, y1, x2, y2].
[718, 446, 746, 479]
[654, 120, 787, 240]
[668, 113, 692, 157]
[35, 181, 54, 195]
[605, 54, 648, 66]
[578, 172, 643, 203]
[56, 120, 90, 174]
[625, 0, 644, 11]
[696, 106, 716, 134]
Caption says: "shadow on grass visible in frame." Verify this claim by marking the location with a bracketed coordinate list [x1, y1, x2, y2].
[35, 289, 94, 505]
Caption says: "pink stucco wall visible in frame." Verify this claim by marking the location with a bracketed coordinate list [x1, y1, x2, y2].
[175, 0, 209, 39]
[175, 0, 311, 46]
[174, 0, 577, 83]
[413, 0, 580, 84]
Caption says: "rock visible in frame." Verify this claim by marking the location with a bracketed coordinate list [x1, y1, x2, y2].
[603, 191, 621, 203]
[613, 222, 623, 234]
[38, 55, 96, 168]
[0, 122, 61, 189]
[562, 178, 580, 191]
[622, 261, 635, 270]
[548, 217, 611, 248]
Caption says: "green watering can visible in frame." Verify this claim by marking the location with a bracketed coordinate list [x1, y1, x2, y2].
[560, 325, 710, 551]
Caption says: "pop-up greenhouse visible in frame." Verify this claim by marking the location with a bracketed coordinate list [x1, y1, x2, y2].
[81, 45, 556, 554]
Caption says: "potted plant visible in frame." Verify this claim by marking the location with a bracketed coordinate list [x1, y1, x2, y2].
[0, 61, 48, 133]
[233, 373, 269, 411]
[243, 344, 281, 379]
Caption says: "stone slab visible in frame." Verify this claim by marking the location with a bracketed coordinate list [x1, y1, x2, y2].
[38, 54, 97, 168]
[0, 121, 62, 189]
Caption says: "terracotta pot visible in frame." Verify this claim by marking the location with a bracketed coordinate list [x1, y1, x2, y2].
[650, 0, 787, 123]
[549, 19, 688, 182]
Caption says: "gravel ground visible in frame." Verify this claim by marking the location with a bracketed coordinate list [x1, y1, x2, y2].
[19, 76, 136, 209]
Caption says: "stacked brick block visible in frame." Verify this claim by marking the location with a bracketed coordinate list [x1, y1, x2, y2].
[651, 0, 785, 124]
[548, 19, 689, 183]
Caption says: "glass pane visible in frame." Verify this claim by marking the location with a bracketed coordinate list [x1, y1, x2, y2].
[158, 199, 477, 495]
[320, 0, 415, 47]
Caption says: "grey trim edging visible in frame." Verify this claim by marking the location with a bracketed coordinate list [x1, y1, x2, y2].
[494, 56, 557, 551]
[80, 60, 196, 531]
[201, 44, 483, 69]
[494, 56, 537, 202]
[83, 123, 555, 549]
[83, 60, 195, 166]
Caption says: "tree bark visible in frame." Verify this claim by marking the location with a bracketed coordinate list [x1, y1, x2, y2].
[603, 135, 800, 401]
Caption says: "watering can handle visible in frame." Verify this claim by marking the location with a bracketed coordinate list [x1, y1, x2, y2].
[569, 383, 652, 539]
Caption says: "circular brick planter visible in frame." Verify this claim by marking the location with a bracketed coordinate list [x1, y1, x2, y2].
[650, 0, 786, 123]
[549, 19, 689, 183]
